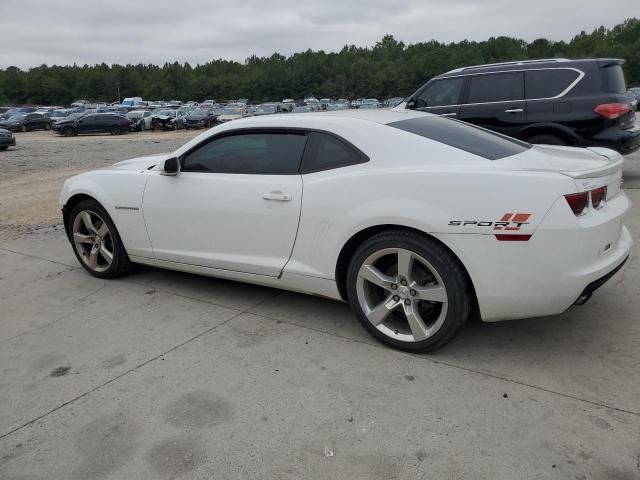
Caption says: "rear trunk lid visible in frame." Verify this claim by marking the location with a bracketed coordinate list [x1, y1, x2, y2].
[496, 144, 624, 196]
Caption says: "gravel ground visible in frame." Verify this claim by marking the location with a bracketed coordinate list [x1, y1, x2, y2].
[0, 128, 639, 240]
[0, 130, 200, 240]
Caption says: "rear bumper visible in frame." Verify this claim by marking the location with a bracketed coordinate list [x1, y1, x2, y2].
[440, 191, 633, 322]
[574, 255, 628, 305]
[588, 125, 640, 155]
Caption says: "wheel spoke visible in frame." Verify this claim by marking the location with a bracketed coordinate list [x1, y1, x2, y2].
[88, 246, 99, 269]
[366, 295, 400, 326]
[73, 233, 93, 244]
[403, 302, 429, 341]
[397, 249, 413, 281]
[81, 212, 97, 234]
[359, 264, 395, 291]
[413, 284, 447, 303]
[100, 244, 113, 264]
[97, 223, 109, 237]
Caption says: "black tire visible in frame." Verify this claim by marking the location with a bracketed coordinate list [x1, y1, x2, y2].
[526, 134, 567, 146]
[346, 230, 471, 352]
[20, 125, 27, 132]
[0, 146, 8, 151]
[110, 125, 121, 135]
[68, 199, 132, 279]
[63, 126, 75, 137]
[44, 123, 51, 131]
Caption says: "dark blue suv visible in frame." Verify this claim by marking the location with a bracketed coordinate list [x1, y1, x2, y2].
[402, 58, 639, 155]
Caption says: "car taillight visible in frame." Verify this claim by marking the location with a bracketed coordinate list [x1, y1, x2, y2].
[591, 186, 607, 209]
[564, 192, 589, 216]
[593, 103, 631, 120]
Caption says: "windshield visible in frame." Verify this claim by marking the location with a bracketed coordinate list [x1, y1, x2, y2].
[388, 115, 530, 160]
[223, 107, 242, 114]
[7, 114, 26, 121]
[256, 105, 276, 113]
[51, 110, 67, 118]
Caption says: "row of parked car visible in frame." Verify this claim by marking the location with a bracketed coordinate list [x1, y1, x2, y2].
[2, 58, 639, 154]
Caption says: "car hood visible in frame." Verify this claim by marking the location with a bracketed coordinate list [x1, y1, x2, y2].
[153, 115, 175, 121]
[497, 145, 622, 179]
[111, 154, 169, 171]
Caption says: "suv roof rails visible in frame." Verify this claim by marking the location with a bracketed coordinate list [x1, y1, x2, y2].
[445, 58, 571, 75]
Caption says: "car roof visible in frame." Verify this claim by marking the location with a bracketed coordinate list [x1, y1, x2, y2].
[226, 109, 426, 127]
[439, 57, 624, 77]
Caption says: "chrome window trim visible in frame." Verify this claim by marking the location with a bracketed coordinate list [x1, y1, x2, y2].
[417, 67, 585, 109]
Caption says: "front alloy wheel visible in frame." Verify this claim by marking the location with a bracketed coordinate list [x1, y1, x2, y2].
[347, 231, 471, 352]
[68, 199, 131, 278]
[72, 211, 114, 273]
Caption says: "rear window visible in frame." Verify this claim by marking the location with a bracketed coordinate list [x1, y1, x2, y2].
[388, 115, 531, 160]
[602, 65, 626, 94]
[467, 72, 524, 103]
[525, 69, 581, 99]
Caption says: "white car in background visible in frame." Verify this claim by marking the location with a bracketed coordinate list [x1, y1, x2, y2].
[59, 110, 631, 352]
[217, 104, 247, 122]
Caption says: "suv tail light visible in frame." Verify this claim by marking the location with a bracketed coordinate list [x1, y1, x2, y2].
[593, 103, 631, 120]
[591, 186, 607, 209]
[564, 192, 589, 216]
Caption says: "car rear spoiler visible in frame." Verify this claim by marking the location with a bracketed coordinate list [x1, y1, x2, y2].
[597, 58, 625, 68]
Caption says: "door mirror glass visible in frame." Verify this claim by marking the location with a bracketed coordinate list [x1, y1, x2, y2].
[160, 157, 180, 176]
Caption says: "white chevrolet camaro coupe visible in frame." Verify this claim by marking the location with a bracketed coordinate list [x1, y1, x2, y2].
[59, 110, 632, 352]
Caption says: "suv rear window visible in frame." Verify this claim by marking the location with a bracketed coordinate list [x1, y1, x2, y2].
[525, 69, 580, 99]
[388, 115, 531, 160]
[467, 72, 524, 103]
[602, 65, 626, 94]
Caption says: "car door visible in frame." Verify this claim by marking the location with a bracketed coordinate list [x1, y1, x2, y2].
[26, 114, 40, 130]
[143, 111, 152, 129]
[76, 115, 95, 133]
[457, 71, 526, 136]
[410, 77, 465, 118]
[142, 130, 307, 276]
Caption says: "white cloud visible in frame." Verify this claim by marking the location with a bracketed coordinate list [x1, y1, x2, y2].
[0, 0, 636, 68]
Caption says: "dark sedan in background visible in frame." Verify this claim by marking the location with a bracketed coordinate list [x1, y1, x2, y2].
[184, 108, 218, 129]
[0, 112, 52, 132]
[53, 113, 132, 136]
[0, 127, 16, 150]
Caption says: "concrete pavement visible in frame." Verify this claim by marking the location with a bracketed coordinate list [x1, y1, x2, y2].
[1, 192, 639, 479]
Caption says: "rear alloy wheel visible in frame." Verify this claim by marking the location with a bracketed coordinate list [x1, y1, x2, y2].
[347, 231, 471, 352]
[110, 125, 121, 135]
[69, 200, 131, 278]
[526, 134, 567, 146]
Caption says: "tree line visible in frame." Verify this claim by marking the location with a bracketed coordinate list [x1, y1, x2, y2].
[0, 18, 638, 106]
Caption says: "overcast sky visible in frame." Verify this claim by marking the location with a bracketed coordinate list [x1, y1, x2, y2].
[0, 0, 636, 69]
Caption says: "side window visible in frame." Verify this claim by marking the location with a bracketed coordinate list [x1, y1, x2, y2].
[416, 78, 464, 108]
[467, 72, 524, 103]
[525, 69, 581, 99]
[300, 132, 368, 174]
[181, 132, 307, 175]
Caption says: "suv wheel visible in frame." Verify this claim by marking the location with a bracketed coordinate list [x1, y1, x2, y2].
[346, 230, 471, 352]
[526, 134, 567, 146]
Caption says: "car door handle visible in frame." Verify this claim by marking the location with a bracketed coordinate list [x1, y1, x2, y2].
[504, 108, 524, 113]
[442, 112, 457, 117]
[263, 191, 291, 201]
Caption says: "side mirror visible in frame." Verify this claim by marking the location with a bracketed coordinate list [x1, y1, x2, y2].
[160, 157, 180, 176]
[406, 99, 417, 109]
